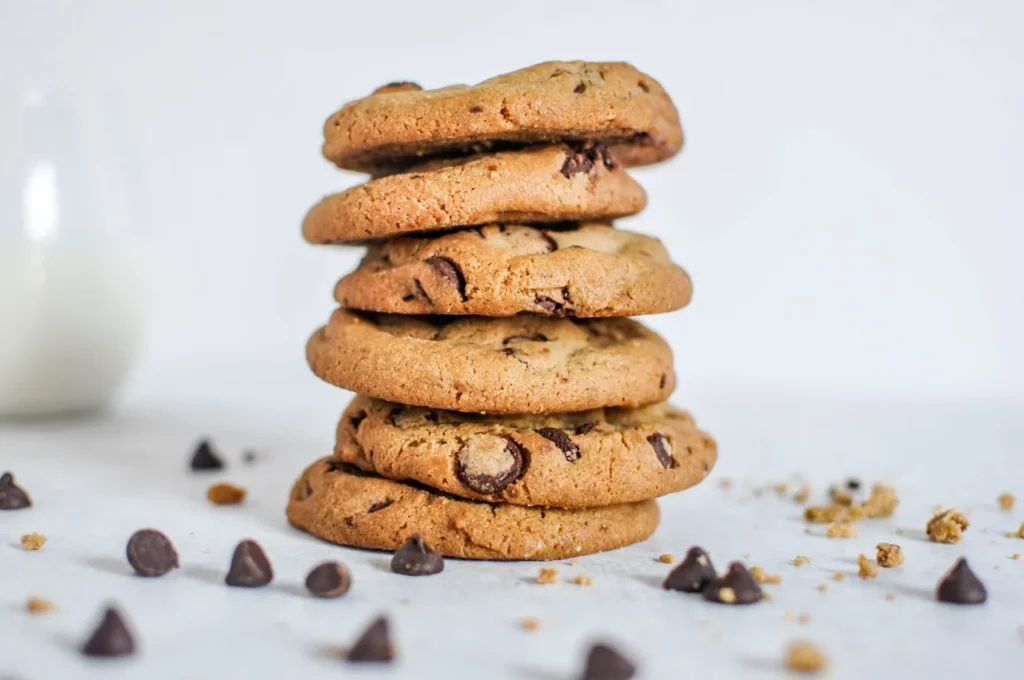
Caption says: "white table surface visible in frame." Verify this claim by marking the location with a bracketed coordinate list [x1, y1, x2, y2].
[2, 363, 1022, 679]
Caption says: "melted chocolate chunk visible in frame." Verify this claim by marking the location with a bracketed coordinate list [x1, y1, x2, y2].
[305, 561, 351, 598]
[663, 546, 716, 593]
[536, 427, 581, 463]
[81, 607, 135, 658]
[425, 256, 466, 300]
[455, 435, 526, 494]
[391, 535, 445, 576]
[469, 104, 483, 113]
[0, 471, 31, 510]
[574, 423, 596, 435]
[703, 563, 762, 604]
[367, 499, 393, 513]
[126, 529, 179, 578]
[647, 434, 675, 469]
[225, 540, 273, 588]
[560, 142, 617, 178]
[347, 616, 395, 663]
[535, 295, 567, 316]
[936, 558, 987, 604]
[574, 83, 586, 94]
[659, 373, 667, 389]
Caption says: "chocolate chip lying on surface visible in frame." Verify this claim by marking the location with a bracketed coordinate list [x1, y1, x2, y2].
[0, 471, 32, 509]
[455, 434, 526, 494]
[663, 546, 716, 592]
[306, 561, 352, 598]
[347, 616, 395, 663]
[189, 439, 224, 471]
[579, 642, 636, 680]
[391, 535, 445, 576]
[225, 539, 273, 587]
[126, 529, 179, 577]
[81, 607, 136, 657]
[936, 558, 987, 604]
[425, 256, 467, 300]
[703, 563, 763, 604]
[647, 434, 675, 468]
[536, 427, 581, 463]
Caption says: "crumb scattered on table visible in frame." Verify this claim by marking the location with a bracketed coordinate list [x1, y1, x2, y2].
[20, 532, 46, 550]
[568, 558, 579, 566]
[816, 584, 828, 592]
[885, 592, 896, 601]
[793, 485, 810, 504]
[927, 509, 968, 544]
[26, 597, 54, 614]
[750, 565, 782, 584]
[858, 554, 879, 579]
[804, 482, 897, 523]
[774, 482, 788, 495]
[536, 568, 558, 585]
[828, 486, 854, 506]
[785, 641, 828, 673]
[658, 553, 674, 564]
[572, 574, 592, 586]
[826, 522, 858, 538]
[718, 478, 732, 490]
[1006, 522, 1024, 539]
[521, 618, 540, 632]
[998, 492, 1015, 511]
[207, 482, 246, 505]
[797, 613, 810, 625]
[833, 571, 845, 581]
[792, 555, 812, 567]
[1012, 553, 1020, 560]
[876, 542, 904, 567]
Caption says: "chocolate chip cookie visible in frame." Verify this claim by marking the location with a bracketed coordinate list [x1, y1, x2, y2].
[303, 145, 647, 244]
[322, 61, 683, 173]
[333, 223, 691, 317]
[306, 309, 674, 413]
[334, 396, 716, 508]
[286, 457, 660, 560]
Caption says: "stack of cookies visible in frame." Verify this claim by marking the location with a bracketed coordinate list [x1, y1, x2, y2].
[288, 61, 717, 561]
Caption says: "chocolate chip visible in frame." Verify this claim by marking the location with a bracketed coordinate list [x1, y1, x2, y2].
[125, 529, 179, 577]
[0, 471, 31, 510]
[579, 642, 636, 680]
[225, 539, 273, 587]
[81, 607, 135, 657]
[662, 546, 716, 592]
[637, 80, 651, 93]
[305, 561, 351, 598]
[425, 256, 466, 300]
[536, 427, 581, 463]
[703, 562, 762, 604]
[503, 333, 549, 345]
[502, 347, 517, 356]
[367, 499, 393, 513]
[936, 558, 987, 605]
[647, 434, 675, 468]
[560, 147, 595, 178]
[391, 535, 445, 576]
[659, 373, 667, 389]
[469, 105, 484, 113]
[347, 616, 395, 663]
[189, 439, 224, 471]
[349, 411, 367, 431]
[574, 422, 596, 435]
[535, 295, 567, 316]
[845, 478, 861, 491]
[413, 278, 432, 304]
[574, 83, 586, 94]
[455, 434, 526, 495]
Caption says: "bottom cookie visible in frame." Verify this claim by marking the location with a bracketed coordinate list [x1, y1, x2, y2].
[287, 458, 660, 561]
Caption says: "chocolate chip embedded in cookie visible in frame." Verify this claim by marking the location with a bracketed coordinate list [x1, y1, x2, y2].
[306, 309, 674, 414]
[302, 145, 646, 244]
[286, 458, 660, 560]
[332, 223, 692, 318]
[333, 396, 716, 507]
[322, 61, 683, 173]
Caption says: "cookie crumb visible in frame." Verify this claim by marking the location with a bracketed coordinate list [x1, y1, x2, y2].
[833, 571, 845, 581]
[750, 565, 782, 584]
[826, 522, 858, 539]
[828, 486, 854, 506]
[206, 482, 246, 505]
[816, 584, 828, 592]
[718, 477, 732, 490]
[521, 618, 540, 632]
[568, 558, 579, 566]
[1012, 553, 1020, 560]
[793, 484, 810, 504]
[998, 492, 1015, 511]
[658, 553, 674, 564]
[536, 568, 558, 585]
[885, 592, 896, 601]
[786, 641, 827, 673]
[857, 554, 879, 579]
[774, 482, 788, 495]
[876, 542, 904, 567]
[572, 574, 593, 586]
[1006, 522, 1024, 539]
[20, 532, 46, 550]
[926, 509, 968, 544]
[26, 597, 54, 614]
[792, 555, 812, 567]
[797, 613, 810, 624]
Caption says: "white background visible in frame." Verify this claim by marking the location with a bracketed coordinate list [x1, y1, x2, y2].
[2, 2, 1023, 679]
[2, 0, 1022, 406]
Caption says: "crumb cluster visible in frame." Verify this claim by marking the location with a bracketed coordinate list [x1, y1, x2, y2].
[857, 554, 879, 579]
[750, 565, 782, 584]
[536, 568, 558, 585]
[876, 543, 904, 567]
[927, 509, 968, 544]
[826, 522, 858, 539]
[792, 556, 812, 567]
[21, 532, 47, 551]
[804, 483, 897, 523]
[786, 641, 827, 673]
[207, 482, 247, 505]
[997, 492, 1015, 511]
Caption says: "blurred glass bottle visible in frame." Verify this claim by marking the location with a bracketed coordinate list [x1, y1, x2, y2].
[0, 89, 150, 418]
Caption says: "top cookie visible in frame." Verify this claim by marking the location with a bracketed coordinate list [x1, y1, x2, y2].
[303, 144, 647, 243]
[323, 61, 683, 174]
